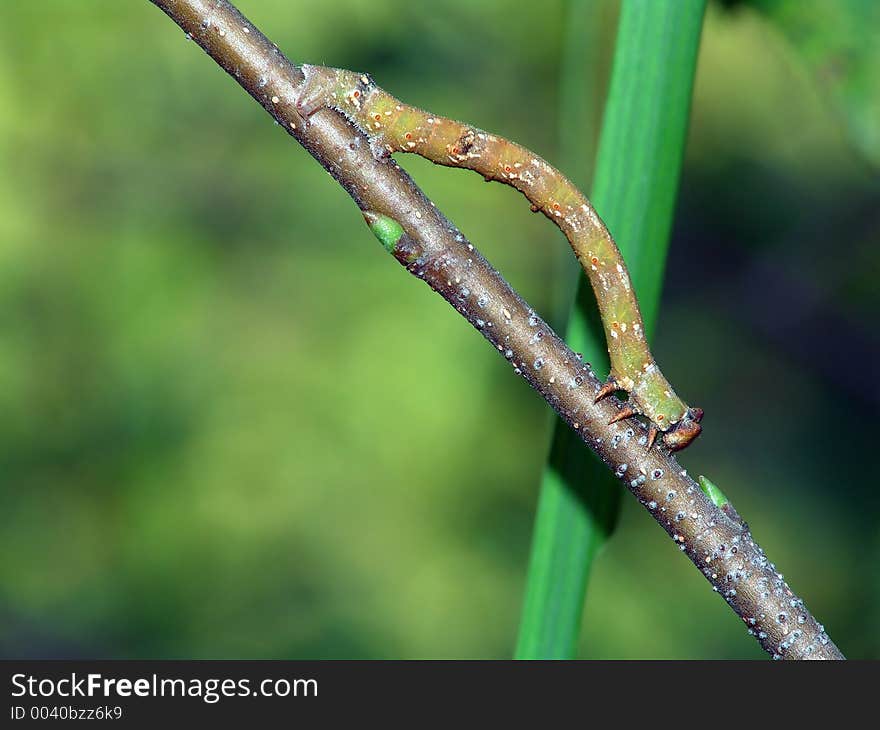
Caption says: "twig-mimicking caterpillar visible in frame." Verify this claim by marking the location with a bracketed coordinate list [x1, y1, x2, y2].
[297, 66, 703, 450]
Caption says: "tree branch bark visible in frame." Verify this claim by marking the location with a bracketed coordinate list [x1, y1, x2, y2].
[147, 0, 844, 660]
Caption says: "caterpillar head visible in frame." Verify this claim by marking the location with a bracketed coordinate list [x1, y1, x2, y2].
[662, 407, 703, 451]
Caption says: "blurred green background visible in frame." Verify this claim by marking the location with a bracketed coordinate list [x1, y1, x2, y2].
[0, 0, 877, 658]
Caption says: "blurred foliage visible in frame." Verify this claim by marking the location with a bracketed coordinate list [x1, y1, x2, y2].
[740, 0, 880, 166]
[0, 0, 876, 658]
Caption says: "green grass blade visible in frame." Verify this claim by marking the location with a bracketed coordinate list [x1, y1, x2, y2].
[515, 0, 707, 659]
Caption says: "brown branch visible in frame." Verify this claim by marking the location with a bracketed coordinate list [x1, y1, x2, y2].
[147, 0, 844, 660]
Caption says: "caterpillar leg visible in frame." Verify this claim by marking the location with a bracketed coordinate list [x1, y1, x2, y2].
[295, 64, 343, 119]
[607, 405, 637, 425]
[601, 393, 701, 452]
[296, 66, 391, 161]
[594, 378, 621, 404]
[661, 407, 703, 452]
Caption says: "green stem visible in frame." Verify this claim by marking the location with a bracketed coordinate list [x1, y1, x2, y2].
[516, 0, 707, 659]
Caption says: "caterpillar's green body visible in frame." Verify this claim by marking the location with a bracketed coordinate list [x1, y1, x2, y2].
[299, 66, 702, 450]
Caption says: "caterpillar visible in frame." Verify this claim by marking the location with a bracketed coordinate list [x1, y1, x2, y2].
[296, 65, 703, 451]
